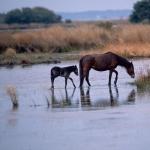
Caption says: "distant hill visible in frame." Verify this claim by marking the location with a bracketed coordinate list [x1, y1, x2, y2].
[59, 9, 132, 21]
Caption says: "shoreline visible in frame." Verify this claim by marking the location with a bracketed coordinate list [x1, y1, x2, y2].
[1, 50, 150, 67]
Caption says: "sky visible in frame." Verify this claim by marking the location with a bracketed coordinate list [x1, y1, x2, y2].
[0, 0, 139, 13]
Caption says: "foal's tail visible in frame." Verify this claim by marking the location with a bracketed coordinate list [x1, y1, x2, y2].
[50, 68, 54, 79]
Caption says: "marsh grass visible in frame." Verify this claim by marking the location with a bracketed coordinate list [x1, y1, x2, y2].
[135, 67, 150, 91]
[1, 23, 150, 63]
[104, 43, 150, 58]
[6, 85, 18, 108]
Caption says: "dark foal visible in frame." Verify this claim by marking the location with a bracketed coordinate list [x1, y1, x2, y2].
[51, 65, 78, 88]
[79, 52, 135, 87]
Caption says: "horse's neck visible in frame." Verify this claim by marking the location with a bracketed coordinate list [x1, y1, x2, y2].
[69, 67, 75, 72]
[117, 55, 130, 68]
[63, 66, 74, 73]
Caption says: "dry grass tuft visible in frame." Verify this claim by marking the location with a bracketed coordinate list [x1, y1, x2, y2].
[6, 85, 18, 107]
[4, 48, 16, 59]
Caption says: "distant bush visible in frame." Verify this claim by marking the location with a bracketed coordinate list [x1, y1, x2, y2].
[130, 0, 150, 23]
[65, 19, 72, 23]
[0, 13, 5, 23]
[5, 7, 62, 24]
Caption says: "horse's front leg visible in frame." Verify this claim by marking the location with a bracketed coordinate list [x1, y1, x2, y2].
[108, 70, 113, 85]
[86, 70, 91, 86]
[113, 70, 118, 85]
[69, 77, 76, 88]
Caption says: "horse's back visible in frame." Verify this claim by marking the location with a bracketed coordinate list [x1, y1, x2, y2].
[80, 52, 118, 71]
[80, 55, 95, 65]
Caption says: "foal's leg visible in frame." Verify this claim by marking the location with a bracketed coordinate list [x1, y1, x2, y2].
[68, 77, 76, 88]
[51, 77, 55, 88]
[113, 70, 118, 85]
[65, 77, 68, 88]
[108, 70, 113, 85]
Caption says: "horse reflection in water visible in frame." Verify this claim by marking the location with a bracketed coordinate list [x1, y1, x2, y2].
[80, 86, 136, 109]
[80, 86, 119, 108]
[50, 88, 76, 108]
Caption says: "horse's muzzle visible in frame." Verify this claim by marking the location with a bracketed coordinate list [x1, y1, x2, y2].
[131, 74, 135, 78]
[75, 72, 79, 76]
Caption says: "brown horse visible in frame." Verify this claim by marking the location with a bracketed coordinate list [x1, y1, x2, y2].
[79, 52, 135, 87]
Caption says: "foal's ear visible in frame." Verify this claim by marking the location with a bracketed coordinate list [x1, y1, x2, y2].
[130, 61, 133, 66]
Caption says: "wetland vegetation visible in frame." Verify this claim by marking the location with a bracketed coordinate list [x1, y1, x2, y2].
[1, 22, 150, 66]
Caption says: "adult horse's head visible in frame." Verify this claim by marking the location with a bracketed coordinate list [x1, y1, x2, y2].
[73, 65, 78, 76]
[127, 62, 135, 78]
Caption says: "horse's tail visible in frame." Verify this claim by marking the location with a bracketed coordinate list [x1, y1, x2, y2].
[79, 57, 84, 87]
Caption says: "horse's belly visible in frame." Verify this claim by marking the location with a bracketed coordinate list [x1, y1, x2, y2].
[92, 62, 116, 71]
[92, 65, 109, 71]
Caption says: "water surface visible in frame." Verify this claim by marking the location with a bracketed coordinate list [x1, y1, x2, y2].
[0, 59, 150, 150]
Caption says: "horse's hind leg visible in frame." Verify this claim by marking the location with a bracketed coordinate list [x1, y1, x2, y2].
[69, 77, 76, 88]
[108, 70, 113, 85]
[80, 76, 84, 87]
[80, 68, 91, 87]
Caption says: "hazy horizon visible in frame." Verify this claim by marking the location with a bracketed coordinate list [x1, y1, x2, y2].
[0, 0, 138, 13]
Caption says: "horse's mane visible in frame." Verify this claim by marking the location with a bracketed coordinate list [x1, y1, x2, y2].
[63, 65, 76, 69]
[115, 53, 131, 68]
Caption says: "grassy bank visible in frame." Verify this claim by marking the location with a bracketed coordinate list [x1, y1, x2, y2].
[0, 50, 83, 66]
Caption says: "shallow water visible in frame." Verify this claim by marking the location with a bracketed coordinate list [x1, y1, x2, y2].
[0, 59, 150, 150]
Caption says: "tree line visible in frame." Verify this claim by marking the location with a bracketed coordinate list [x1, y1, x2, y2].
[130, 0, 150, 23]
[0, 7, 61, 24]
[0, 0, 150, 24]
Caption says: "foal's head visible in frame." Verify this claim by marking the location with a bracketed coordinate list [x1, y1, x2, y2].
[73, 65, 78, 76]
[126, 62, 135, 78]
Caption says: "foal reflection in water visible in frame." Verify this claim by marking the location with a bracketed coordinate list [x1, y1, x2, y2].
[51, 65, 78, 88]
[50, 88, 76, 108]
[79, 52, 135, 87]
